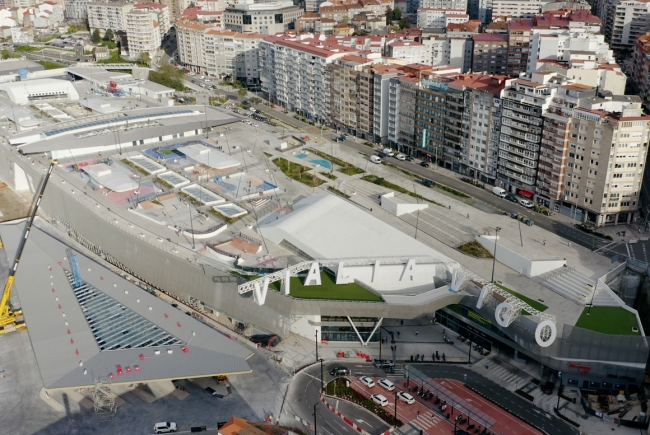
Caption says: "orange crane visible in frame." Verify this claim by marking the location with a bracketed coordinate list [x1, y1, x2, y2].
[0, 160, 56, 333]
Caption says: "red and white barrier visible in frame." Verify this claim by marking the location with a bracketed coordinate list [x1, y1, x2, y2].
[319, 393, 397, 435]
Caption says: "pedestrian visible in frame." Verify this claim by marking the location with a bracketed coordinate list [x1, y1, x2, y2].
[543, 240, 546, 245]
[443, 328, 445, 335]
[448, 205, 451, 209]
[417, 410, 420, 417]
[467, 213, 470, 219]
[400, 320, 403, 325]
[568, 241, 571, 247]
[415, 330, 419, 336]
[485, 363, 489, 369]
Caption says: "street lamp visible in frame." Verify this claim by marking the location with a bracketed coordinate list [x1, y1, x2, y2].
[491, 227, 501, 282]
[319, 358, 324, 391]
[393, 391, 398, 428]
[313, 403, 318, 435]
[315, 330, 319, 362]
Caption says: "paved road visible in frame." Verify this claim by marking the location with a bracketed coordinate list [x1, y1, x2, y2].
[285, 361, 390, 435]
[411, 364, 579, 435]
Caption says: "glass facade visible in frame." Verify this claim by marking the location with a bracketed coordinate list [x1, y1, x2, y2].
[320, 316, 380, 343]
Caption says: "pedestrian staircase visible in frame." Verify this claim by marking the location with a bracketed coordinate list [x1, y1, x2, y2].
[537, 268, 595, 305]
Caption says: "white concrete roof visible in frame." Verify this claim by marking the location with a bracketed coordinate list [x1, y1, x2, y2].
[0, 78, 79, 104]
[84, 163, 139, 192]
[258, 195, 454, 261]
[177, 143, 241, 170]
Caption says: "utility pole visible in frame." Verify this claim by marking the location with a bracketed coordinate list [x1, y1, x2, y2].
[319, 359, 324, 391]
[313, 403, 318, 435]
[393, 391, 398, 428]
[315, 330, 319, 362]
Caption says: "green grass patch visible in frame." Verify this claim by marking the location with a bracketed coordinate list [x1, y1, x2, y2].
[270, 271, 383, 302]
[14, 45, 42, 53]
[263, 152, 273, 157]
[494, 283, 548, 313]
[321, 172, 337, 180]
[40, 35, 58, 42]
[208, 208, 246, 225]
[362, 175, 444, 206]
[437, 184, 471, 198]
[458, 241, 493, 258]
[36, 60, 65, 70]
[121, 159, 150, 176]
[306, 148, 364, 175]
[575, 306, 640, 335]
[272, 157, 324, 187]
[327, 186, 350, 199]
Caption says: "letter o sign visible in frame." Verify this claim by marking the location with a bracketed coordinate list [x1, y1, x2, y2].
[495, 302, 513, 327]
[535, 320, 557, 348]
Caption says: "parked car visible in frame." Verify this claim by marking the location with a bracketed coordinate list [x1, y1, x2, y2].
[405, 156, 415, 162]
[359, 376, 375, 388]
[422, 179, 435, 188]
[329, 366, 350, 376]
[492, 187, 507, 197]
[154, 422, 177, 433]
[519, 199, 534, 208]
[371, 394, 389, 407]
[373, 359, 395, 368]
[397, 391, 415, 404]
[395, 154, 406, 161]
[505, 193, 518, 203]
[378, 378, 395, 391]
[382, 148, 394, 157]
[542, 381, 554, 394]
[420, 161, 430, 168]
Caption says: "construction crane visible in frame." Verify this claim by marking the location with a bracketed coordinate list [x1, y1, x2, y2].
[0, 160, 57, 333]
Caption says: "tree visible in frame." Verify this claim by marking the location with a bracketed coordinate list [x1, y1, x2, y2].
[238, 87, 248, 97]
[2, 49, 11, 59]
[104, 28, 114, 41]
[149, 63, 186, 91]
[140, 52, 151, 65]
[399, 18, 410, 29]
[91, 28, 100, 43]
[385, 6, 393, 25]
[67, 24, 77, 34]
[249, 97, 262, 105]
[393, 8, 402, 21]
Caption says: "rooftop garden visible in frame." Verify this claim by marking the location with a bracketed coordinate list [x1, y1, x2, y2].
[494, 283, 548, 313]
[575, 306, 641, 336]
[272, 157, 324, 187]
[270, 270, 383, 302]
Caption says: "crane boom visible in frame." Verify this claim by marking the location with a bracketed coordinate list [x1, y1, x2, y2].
[0, 160, 57, 324]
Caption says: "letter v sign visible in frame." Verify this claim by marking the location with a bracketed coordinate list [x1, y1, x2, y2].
[253, 277, 270, 305]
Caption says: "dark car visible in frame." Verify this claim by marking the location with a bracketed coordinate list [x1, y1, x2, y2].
[422, 179, 435, 188]
[329, 366, 350, 376]
[405, 156, 415, 162]
[339, 135, 347, 141]
[420, 161, 430, 168]
[505, 193, 518, 203]
[542, 381, 554, 394]
[373, 359, 395, 368]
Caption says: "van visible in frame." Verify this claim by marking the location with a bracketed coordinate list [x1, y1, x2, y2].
[492, 187, 507, 197]
[382, 148, 394, 157]
[370, 155, 382, 164]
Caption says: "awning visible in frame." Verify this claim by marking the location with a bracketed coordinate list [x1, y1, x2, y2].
[519, 189, 534, 198]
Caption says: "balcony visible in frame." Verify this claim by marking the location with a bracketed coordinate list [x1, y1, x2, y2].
[498, 143, 538, 159]
[497, 167, 535, 185]
[501, 109, 543, 126]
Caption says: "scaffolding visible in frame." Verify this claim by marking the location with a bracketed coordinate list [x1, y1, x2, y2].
[93, 378, 116, 418]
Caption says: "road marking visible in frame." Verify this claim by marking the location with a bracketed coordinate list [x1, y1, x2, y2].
[356, 419, 371, 427]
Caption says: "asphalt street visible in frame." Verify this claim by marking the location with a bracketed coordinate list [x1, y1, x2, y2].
[412, 364, 579, 435]
[285, 361, 390, 435]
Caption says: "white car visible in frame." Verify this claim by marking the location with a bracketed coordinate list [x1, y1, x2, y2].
[153, 422, 177, 433]
[519, 199, 534, 208]
[378, 378, 395, 391]
[359, 376, 375, 388]
[395, 154, 406, 161]
[397, 391, 415, 404]
[371, 393, 389, 407]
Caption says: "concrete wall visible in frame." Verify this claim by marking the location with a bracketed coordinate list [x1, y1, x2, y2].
[476, 235, 565, 277]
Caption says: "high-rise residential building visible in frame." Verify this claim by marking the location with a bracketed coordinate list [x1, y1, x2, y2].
[449, 73, 507, 181]
[419, 0, 467, 10]
[597, 0, 650, 54]
[223, 0, 303, 34]
[472, 33, 508, 74]
[505, 19, 532, 76]
[497, 72, 566, 194]
[631, 31, 650, 110]
[65, 0, 88, 20]
[447, 20, 480, 72]
[259, 34, 360, 123]
[195, 0, 227, 11]
[125, 7, 164, 57]
[545, 95, 650, 226]
[372, 64, 404, 144]
[416, 8, 468, 28]
[385, 39, 431, 64]
[155, 0, 192, 21]
[88, 2, 134, 35]
[176, 19, 263, 85]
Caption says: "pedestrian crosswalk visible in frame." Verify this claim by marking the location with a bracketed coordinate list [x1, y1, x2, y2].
[410, 410, 444, 431]
[479, 363, 530, 390]
[386, 367, 405, 378]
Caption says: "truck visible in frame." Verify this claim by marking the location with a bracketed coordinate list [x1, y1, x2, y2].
[492, 186, 507, 197]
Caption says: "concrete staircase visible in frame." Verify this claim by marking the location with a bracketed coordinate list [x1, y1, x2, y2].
[540, 269, 595, 305]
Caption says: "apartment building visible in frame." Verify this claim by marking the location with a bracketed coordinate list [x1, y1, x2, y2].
[506, 19, 532, 76]
[416, 8, 469, 28]
[156, 0, 191, 21]
[385, 40, 431, 64]
[259, 34, 360, 123]
[125, 5, 171, 57]
[372, 64, 404, 144]
[195, 0, 227, 11]
[419, 0, 468, 10]
[497, 72, 565, 194]
[447, 20, 480, 72]
[450, 73, 506, 181]
[551, 96, 649, 226]
[597, 0, 650, 54]
[491, 0, 548, 20]
[472, 33, 508, 74]
[224, 0, 302, 34]
[631, 31, 650, 110]
[176, 19, 263, 85]
[88, 2, 134, 35]
[65, 0, 88, 20]
[420, 33, 451, 66]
